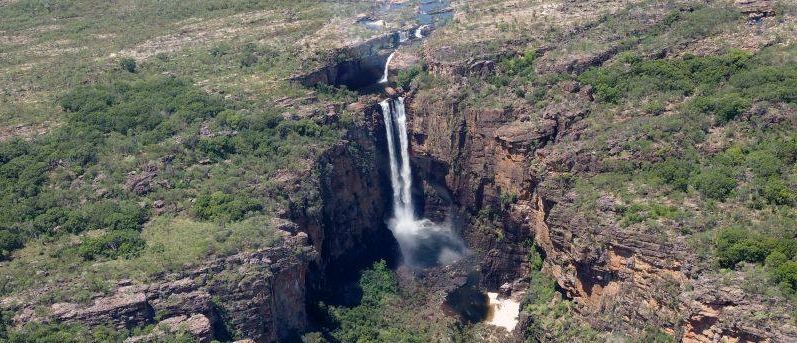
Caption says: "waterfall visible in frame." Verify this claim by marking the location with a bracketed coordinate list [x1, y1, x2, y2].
[380, 97, 466, 267]
[379, 52, 396, 84]
[399, 31, 409, 43]
[414, 26, 424, 39]
[380, 97, 414, 220]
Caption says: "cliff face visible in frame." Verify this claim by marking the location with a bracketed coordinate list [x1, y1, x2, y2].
[8, 233, 315, 343]
[291, 105, 401, 300]
[405, 80, 797, 341]
[291, 33, 400, 89]
[2, 108, 400, 343]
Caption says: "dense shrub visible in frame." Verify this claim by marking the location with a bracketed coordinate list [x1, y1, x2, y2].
[78, 230, 146, 260]
[239, 43, 258, 68]
[396, 65, 423, 89]
[655, 158, 694, 191]
[578, 51, 751, 104]
[60, 77, 224, 135]
[691, 166, 737, 200]
[79, 201, 149, 232]
[0, 76, 229, 258]
[120, 58, 137, 73]
[0, 230, 23, 260]
[715, 228, 797, 291]
[729, 64, 797, 103]
[0, 322, 196, 343]
[746, 150, 783, 177]
[358, 260, 398, 305]
[620, 203, 681, 227]
[500, 49, 536, 76]
[327, 260, 410, 343]
[770, 260, 797, 290]
[689, 93, 750, 123]
[193, 192, 262, 222]
[579, 50, 797, 125]
[759, 177, 795, 206]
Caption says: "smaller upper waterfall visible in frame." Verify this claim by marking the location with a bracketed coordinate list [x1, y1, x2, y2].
[399, 31, 409, 43]
[380, 97, 466, 267]
[379, 52, 396, 84]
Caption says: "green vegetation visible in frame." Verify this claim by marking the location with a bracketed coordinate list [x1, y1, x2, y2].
[0, 70, 344, 301]
[396, 66, 424, 90]
[309, 260, 474, 343]
[620, 203, 682, 227]
[0, 73, 339, 255]
[632, 328, 676, 343]
[120, 58, 137, 73]
[524, 247, 603, 343]
[580, 49, 797, 124]
[323, 261, 419, 343]
[573, 45, 797, 302]
[78, 230, 146, 260]
[0, 0, 373, 128]
[500, 49, 536, 78]
[715, 227, 797, 292]
[193, 192, 262, 222]
[0, 321, 197, 343]
[691, 166, 737, 201]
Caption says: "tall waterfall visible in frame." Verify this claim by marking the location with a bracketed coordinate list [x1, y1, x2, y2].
[379, 52, 396, 84]
[380, 98, 465, 267]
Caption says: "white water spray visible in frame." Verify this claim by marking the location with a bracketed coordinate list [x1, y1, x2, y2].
[380, 98, 465, 267]
[379, 52, 396, 84]
[414, 26, 424, 39]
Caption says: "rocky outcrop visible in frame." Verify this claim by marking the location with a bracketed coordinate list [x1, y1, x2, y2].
[291, 33, 398, 89]
[7, 233, 316, 343]
[406, 83, 590, 290]
[680, 272, 797, 342]
[126, 314, 213, 343]
[289, 101, 400, 302]
[734, 0, 775, 19]
[405, 76, 797, 342]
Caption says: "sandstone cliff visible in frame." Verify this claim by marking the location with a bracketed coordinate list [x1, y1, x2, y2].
[5, 232, 314, 342]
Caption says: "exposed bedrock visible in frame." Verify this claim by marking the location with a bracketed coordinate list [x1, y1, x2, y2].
[290, 103, 401, 304]
[291, 33, 401, 89]
[3, 105, 403, 343]
[9, 234, 316, 343]
[403, 82, 797, 341]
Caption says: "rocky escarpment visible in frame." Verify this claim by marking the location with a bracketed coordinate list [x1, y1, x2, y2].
[405, 76, 797, 341]
[291, 32, 405, 89]
[289, 103, 401, 302]
[406, 84, 590, 292]
[5, 232, 314, 342]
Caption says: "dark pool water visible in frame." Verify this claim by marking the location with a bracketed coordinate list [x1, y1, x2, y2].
[443, 274, 490, 323]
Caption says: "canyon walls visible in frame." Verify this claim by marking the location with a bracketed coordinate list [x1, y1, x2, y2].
[9, 234, 316, 343]
[404, 72, 797, 341]
[291, 104, 401, 301]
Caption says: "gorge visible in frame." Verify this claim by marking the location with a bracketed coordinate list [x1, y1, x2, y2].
[1, 0, 796, 342]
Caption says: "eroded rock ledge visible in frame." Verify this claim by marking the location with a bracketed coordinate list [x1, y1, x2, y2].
[404, 77, 797, 342]
[6, 232, 314, 343]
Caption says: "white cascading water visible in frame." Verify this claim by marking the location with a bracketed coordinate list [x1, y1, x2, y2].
[414, 26, 424, 39]
[379, 52, 396, 84]
[399, 31, 409, 43]
[380, 97, 465, 267]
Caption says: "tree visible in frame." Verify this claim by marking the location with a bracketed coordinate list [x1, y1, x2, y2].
[120, 58, 137, 73]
